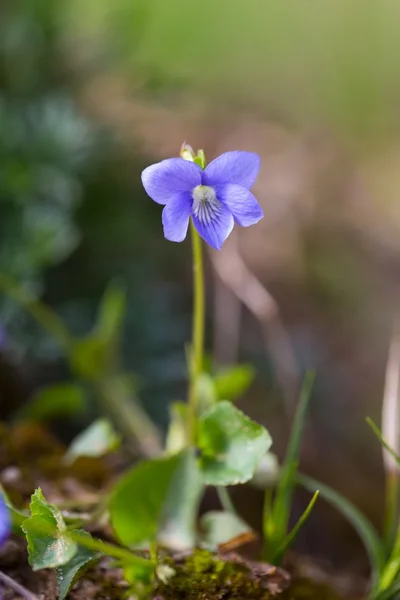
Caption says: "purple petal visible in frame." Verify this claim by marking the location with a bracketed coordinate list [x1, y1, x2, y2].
[215, 184, 263, 227]
[162, 192, 192, 242]
[192, 202, 234, 250]
[142, 158, 202, 205]
[203, 151, 260, 189]
[0, 495, 10, 547]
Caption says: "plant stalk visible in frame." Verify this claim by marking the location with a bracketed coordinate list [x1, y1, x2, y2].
[187, 221, 205, 445]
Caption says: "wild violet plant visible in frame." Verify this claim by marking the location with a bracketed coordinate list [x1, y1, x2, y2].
[0, 145, 318, 599]
[108, 145, 272, 558]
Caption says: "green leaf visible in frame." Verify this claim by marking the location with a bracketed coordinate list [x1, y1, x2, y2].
[97, 283, 126, 346]
[198, 401, 272, 486]
[298, 473, 385, 588]
[200, 511, 252, 550]
[375, 581, 400, 600]
[56, 530, 102, 600]
[17, 383, 86, 421]
[214, 365, 255, 402]
[123, 561, 154, 589]
[366, 417, 400, 467]
[70, 335, 109, 380]
[274, 491, 319, 562]
[65, 418, 121, 463]
[109, 453, 181, 547]
[165, 402, 188, 454]
[264, 371, 314, 562]
[69, 284, 126, 381]
[158, 450, 204, 550]
[22, 489, 77, 570]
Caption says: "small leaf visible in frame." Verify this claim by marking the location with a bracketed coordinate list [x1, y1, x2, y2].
[97, 283, 126, 346]
[123, 561, 154, 589]
[214, 365, 255, 402]
[17, 383, 86, 421]
[65, 418, 121, 463]
[22, 489, 77, 570]
[109, 453, 181, 547]
[200, 511, 252, 550]
[70, 335, 109, 380]
[57, 530, 102, 600]
[198, 401, 272, 486]
[158, 450, 204, 550]
[165, 402, 188, 455]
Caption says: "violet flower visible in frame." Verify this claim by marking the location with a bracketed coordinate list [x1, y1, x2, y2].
[0, 495, 10, 547]
[141, 151, 263, 250]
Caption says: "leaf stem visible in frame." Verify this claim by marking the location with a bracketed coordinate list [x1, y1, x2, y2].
[187, 221, 205, 445]
[66, 530, 151, 568]
[0, 272, 72, 352]
[217, 487, 236, 514]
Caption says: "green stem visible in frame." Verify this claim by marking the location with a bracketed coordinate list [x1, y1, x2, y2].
[149, 541, 158, 564]
[384, 469, 400, 553]
[66, 530, 151, 568]
[187, 221, 205, 446]
[96, 379, 162, 457]
[217, 487, 236, 514]
[0, 272, 73, 352]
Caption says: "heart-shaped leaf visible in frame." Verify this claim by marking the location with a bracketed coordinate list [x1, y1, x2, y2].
[57, 530, 102, 600]
[109, 453, 181, 547]
[198, 401, 272, 485]
[22, 489, 77, 570]
[65, 418, 120, 463]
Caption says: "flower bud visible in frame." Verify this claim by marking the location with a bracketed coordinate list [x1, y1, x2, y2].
[180, 142, 195, 162]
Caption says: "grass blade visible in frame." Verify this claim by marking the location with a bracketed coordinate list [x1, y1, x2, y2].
[264, 371, 314, 562]
[274, 490, 319, 562]
[367, 418, 400, 469]
[298, 473, 385, 590]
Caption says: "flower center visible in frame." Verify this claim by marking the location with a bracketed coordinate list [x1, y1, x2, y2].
[192, 185, 221, 224]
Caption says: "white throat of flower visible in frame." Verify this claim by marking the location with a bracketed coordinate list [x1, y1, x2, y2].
[192, 185, 221, 225]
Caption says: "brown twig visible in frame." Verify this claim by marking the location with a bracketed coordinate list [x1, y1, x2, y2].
[209, 231, 299, 414]
[0, 570, 39, 600]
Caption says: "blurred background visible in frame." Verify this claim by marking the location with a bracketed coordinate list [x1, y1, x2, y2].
[2, 0, 400, 575]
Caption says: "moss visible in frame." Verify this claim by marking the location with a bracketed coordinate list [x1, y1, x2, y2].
[154, 551, 350, 600]
[154, 549, 275, 600]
